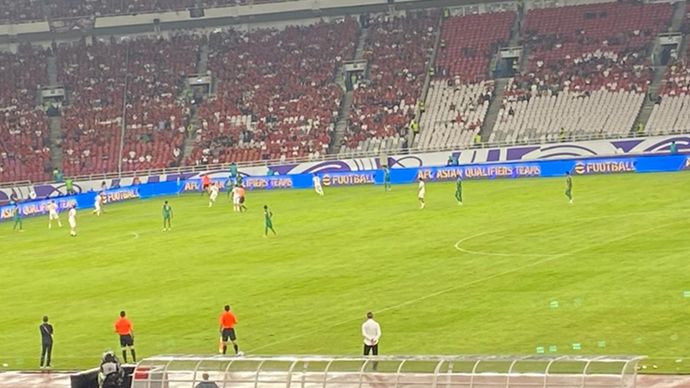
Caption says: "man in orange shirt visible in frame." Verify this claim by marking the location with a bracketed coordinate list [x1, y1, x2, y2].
[218, 305, 240, 355]
[114, 311, 136, 363]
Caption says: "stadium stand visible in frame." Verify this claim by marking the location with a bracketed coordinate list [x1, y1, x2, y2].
[340, 11, 437, 155]
[435, 11, 514, 81]
[189, 19, 357, 165]
[0, 0, 44, 23]
[0, 0, 300, 22]
[57, 38, 128, 177]
[120, 34, 200, 172]
[0, 45, 52, 183]
[414, 11, 514, 149]
[415, 80, 493, 149]
[646, 60, 690, 135]
[490, 2, 672, 143]
[57, 34, 201, 176]
[2, 1, 690, 185]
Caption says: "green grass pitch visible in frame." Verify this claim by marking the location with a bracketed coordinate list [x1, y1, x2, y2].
[1, 172, 689, 373]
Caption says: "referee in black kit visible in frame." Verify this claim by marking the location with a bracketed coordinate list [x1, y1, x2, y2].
[39, 316, 53, 369]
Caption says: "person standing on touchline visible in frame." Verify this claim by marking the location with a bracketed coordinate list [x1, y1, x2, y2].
[219, 305, 240, 355]
[114, 311, 136, 363]
[39, 316, 53, 369]
[361, 312, 381, 370]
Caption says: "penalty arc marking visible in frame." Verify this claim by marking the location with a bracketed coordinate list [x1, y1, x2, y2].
[454, 232, 554, 257]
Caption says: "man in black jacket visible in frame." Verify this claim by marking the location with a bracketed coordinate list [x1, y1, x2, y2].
[39, 316, 53, 369]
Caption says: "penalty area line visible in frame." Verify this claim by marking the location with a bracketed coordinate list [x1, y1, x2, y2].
[250, 219, 683, 353]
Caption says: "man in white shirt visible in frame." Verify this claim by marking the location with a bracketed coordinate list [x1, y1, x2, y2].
[47, 200, 62, 229]
[313, 174, 324, 196]
[417, 177, 426, 209]
[361, 312, 381, 370]
[68, 205, 77, 237]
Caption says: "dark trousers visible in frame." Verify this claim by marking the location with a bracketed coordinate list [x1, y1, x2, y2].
[363, 344, 378, 356]
[41, 342, 52, 367]
[363, 344, 379, 371]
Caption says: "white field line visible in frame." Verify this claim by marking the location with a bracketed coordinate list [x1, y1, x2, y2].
[454, 232, 554, 257]
[251, 218, 686, 353]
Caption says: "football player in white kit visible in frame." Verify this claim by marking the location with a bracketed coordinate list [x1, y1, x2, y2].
[47, 200, 62, 229]
[68, 205, 77, 236]
[232, 185, 241, 212]
[208, 183, 220, 207]
[417, 177, 426, 209]
[313, 174, 324, 196]
[93, 193, 104, 216]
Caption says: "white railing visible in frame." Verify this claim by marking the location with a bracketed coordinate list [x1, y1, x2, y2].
[131, 354, 644, 388]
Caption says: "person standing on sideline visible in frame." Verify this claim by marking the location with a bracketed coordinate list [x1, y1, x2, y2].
[362, 312, 381, 370]
[39, 316, 53, 369]
[114, 311, 136, 363]
[218, 305, 240, 355]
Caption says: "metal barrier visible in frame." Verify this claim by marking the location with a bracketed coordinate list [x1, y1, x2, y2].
[131, 355, 644, 388]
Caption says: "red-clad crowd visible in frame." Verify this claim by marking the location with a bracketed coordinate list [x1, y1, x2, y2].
[343, 11, 436, 152]
[0, 0, 300, 23]
[435, 11, 514, 82]
[56, 34, 202, 176]
[0, 2, 684, 184]
[0, 44, 51, 183]
[120, 34, 201, 172]
[57, 37, 128, 176]
[189, 19, 357, 164]
[658, 6, 690, 97]
[505, 2, 672, 100]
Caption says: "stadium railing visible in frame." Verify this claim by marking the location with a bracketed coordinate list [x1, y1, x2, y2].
[0, 129, 687, 190]
[131, 354, 644, 387]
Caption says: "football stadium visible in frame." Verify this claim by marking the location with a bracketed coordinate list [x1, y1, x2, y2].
[1, 0, 690, 387]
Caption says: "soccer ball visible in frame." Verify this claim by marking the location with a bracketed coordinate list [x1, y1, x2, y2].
[237, 351, 245, 357]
